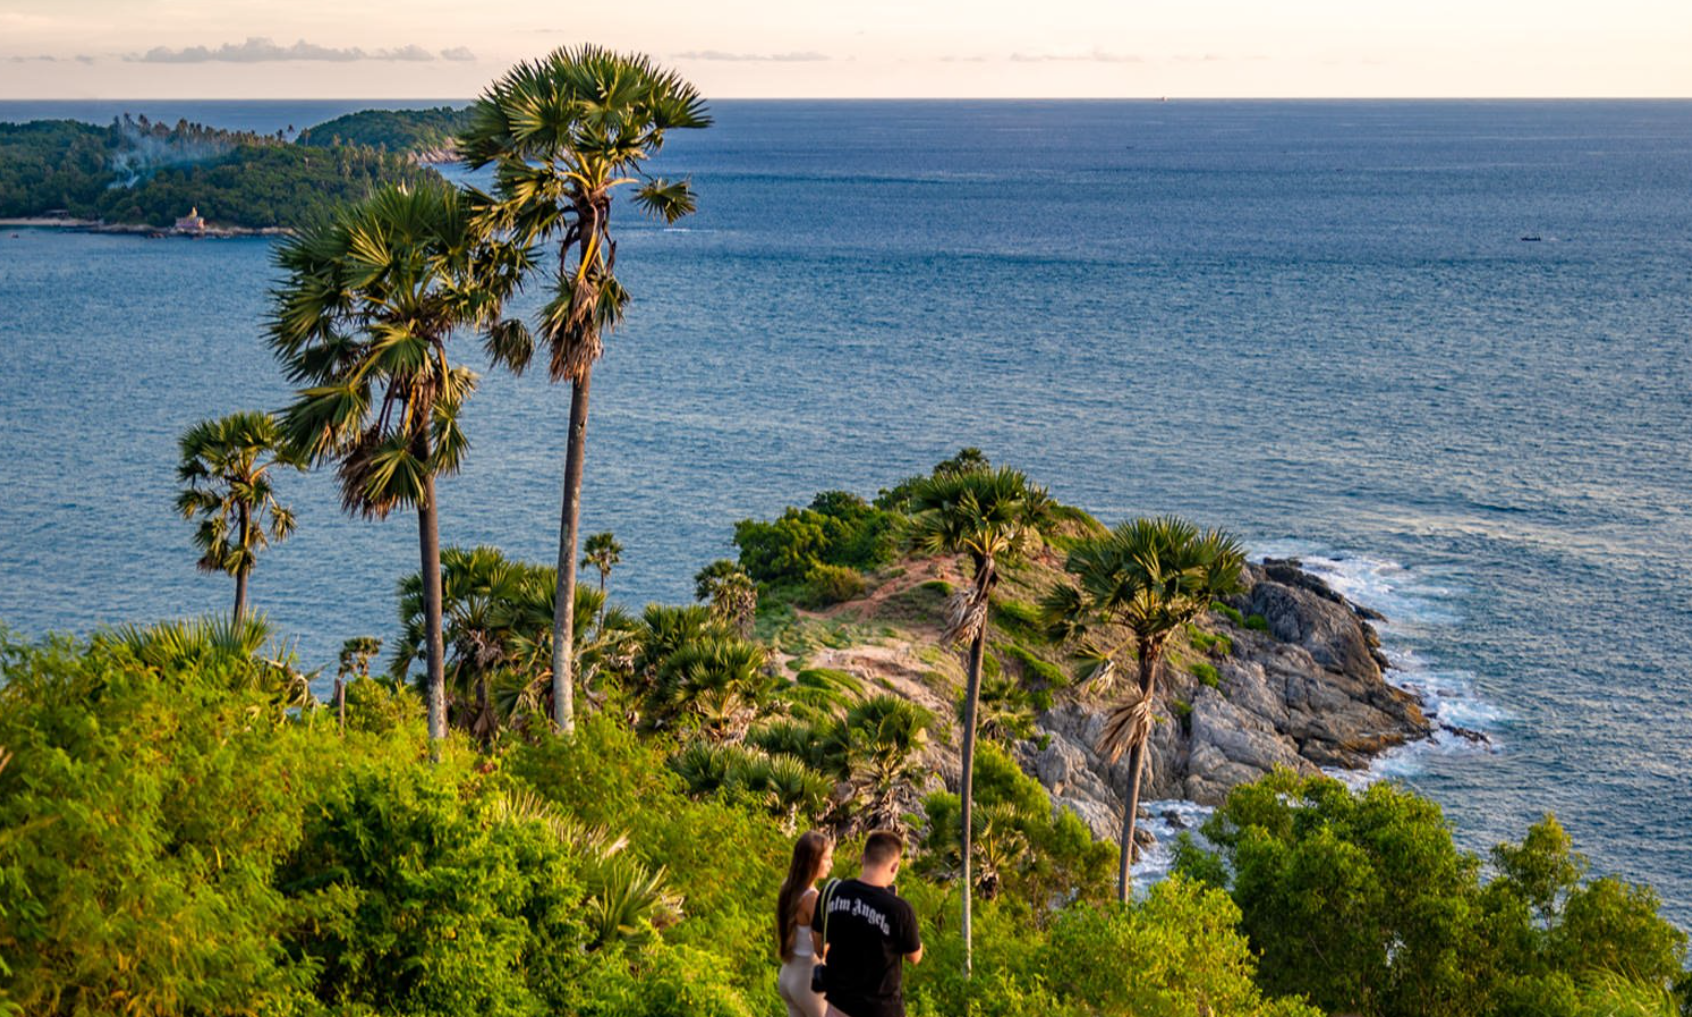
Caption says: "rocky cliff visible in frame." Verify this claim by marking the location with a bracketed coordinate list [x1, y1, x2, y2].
[789, 553, 1432, 843]
[1022, 559, 1430, 839]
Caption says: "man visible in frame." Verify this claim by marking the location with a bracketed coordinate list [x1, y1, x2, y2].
[811, 829, 924, 1017]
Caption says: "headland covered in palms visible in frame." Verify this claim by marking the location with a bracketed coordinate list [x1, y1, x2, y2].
[1, 45, 1688, 1017]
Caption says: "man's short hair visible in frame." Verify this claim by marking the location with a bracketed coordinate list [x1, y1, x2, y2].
[863, 829, 905, 868]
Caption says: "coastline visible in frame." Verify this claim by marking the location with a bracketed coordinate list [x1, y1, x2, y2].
[1, 217, 288, 237]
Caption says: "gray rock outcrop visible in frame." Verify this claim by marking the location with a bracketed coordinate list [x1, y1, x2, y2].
[1019, 559, 1432, 841]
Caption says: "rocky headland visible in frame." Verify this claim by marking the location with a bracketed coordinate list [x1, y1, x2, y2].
[787, 551, 1436, 844]
[1024, 558, 1431, 839]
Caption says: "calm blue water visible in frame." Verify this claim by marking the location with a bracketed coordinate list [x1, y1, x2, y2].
[2, 99, 1689, 922]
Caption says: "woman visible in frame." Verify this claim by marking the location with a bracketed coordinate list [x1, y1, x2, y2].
[775, 829, 834, 1017]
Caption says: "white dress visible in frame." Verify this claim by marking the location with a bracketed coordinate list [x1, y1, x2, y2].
[777, 889, 827, 1017]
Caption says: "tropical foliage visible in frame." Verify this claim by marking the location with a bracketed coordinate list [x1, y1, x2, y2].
[175, 410, 301, 620]
[268, 180, 530, 741]
[460, 44, 711, 734]
[0, 114, 438, 227]
[1176, 771, 1690, 1017]
[1044, 515, 1247, 900]
[731, 489, 903, 600]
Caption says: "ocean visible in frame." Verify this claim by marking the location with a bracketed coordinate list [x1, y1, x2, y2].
[1, 99, 1688, 921]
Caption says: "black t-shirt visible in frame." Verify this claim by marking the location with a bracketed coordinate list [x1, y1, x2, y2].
[810, 878, 922, 1017]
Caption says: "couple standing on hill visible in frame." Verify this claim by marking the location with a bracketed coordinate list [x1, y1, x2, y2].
[776, 830, 925, 1017]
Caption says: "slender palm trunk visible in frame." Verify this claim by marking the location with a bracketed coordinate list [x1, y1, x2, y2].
[335, 675, 346, 733]
[418, 472, 447, 744]
[960, 625, 987, 977]
[1117, 648, 1160, 903]
[596, 570, 607, 632]
[233, 502, 251, 622]
[233, 568, 249, 624]
[550, 370, 592, 734]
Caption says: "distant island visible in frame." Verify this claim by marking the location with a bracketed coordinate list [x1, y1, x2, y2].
[0, 108, 463, 231]
[295, 106, 471, 162]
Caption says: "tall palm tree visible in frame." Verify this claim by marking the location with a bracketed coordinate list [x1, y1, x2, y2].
[269, 180, 530, 743]
[175, 411, 301, 621]
[906, 466, 1049, 976]
[1042, 516, 1246, 902]
[460, 45, 711, 735]
[582, 531, 622, 629]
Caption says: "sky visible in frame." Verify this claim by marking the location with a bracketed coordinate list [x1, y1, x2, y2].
[1, 0, 1689, 99]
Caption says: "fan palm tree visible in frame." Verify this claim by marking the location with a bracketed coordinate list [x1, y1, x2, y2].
[175, 411, 302, 621]
[335, 636, 381, 732]
[460, 45, 711, 735]
[1042, 515, 1246, 902]
[694, 558, 758, 636]
[269, 180, 531, 743]
[393, 545, 605, 741]
[906, 465, 1049, 976]
[829, 695, 934, 835]
[582, 531, 621, 629]
[653, 635, 773, 742]
[393, 545, 533, 742]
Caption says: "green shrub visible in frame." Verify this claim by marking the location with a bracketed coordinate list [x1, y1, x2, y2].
[279, 764, 597, 1015]
[1188, 624, 1234, 657]
[990, 598, 1046, 643]
[1185, 773, 1690, 1017]
[1000, 641, 1069, 688]
[1244, 613, 1270, 632]
[799, 564, 867, 607]
[1040, 877, 1323, 1017]
[342, 674, 424, 734]
[0, 636, 327, 1015]
[732, 490, 900, 589]
[1213, 602, 1246, 626]
[1193, 662, 1222, 688]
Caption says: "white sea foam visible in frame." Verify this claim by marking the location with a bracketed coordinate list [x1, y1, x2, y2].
[1254, 547, 1507, 784]
[1131, 798, 1217, 887]
[1123, 548, 1503, 884]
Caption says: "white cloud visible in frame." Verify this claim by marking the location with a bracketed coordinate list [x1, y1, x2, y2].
[128, 36, 443, 64]
[1008, 49, 1142, 64]
[672, 50, 829, 62]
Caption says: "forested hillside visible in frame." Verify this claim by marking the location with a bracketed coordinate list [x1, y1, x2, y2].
[0, 113, 439, 228]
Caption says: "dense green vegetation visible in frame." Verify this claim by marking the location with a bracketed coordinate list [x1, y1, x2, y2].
[2, 626, 1684, 1016]
[296, 106, 472, 155]
[0, 113, 437, 228]
[732, 489, 903, 604]
[1176, 772, 1691, 1017]
[0, 120, 113, 217]
[92, 143, 437, 229]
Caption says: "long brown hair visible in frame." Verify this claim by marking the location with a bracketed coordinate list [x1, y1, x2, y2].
[776, 830, 832, 961]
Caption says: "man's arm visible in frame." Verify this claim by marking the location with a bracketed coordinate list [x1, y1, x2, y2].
[900, 900, 923, 965]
